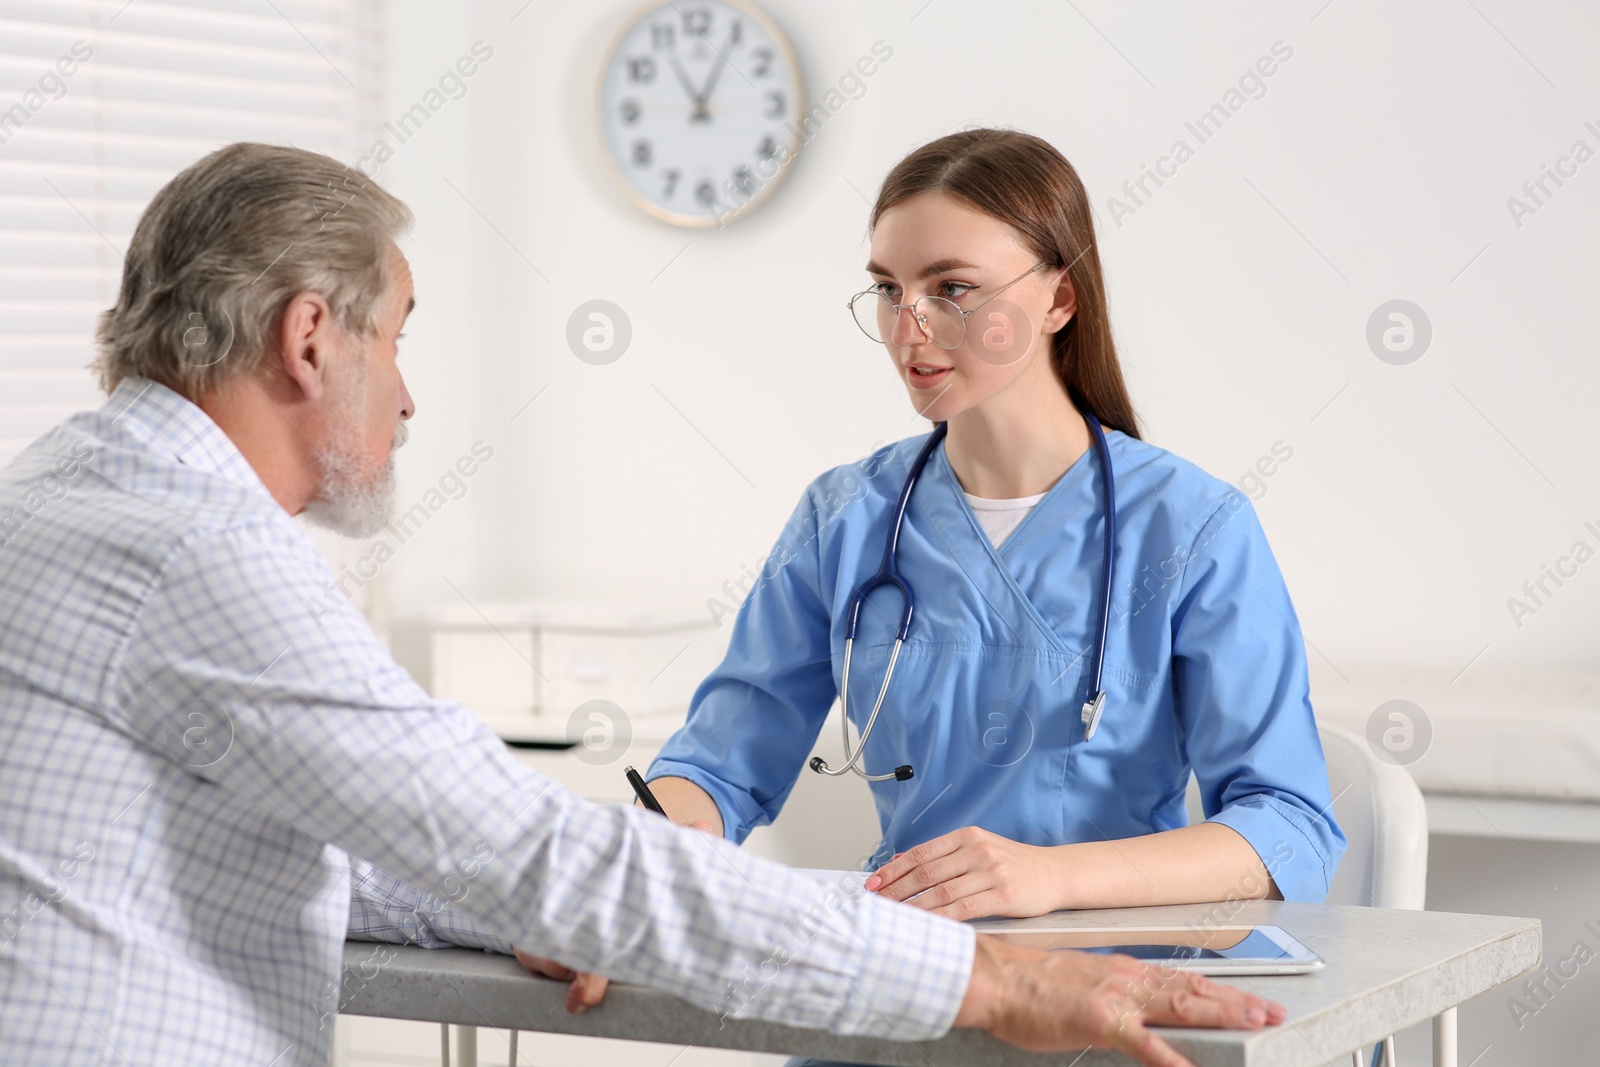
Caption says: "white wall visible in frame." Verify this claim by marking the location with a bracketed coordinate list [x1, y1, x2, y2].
[375, 0, 1599, 686]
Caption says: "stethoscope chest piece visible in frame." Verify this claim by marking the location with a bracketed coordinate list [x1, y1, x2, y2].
[1081, 690, 1107, 741]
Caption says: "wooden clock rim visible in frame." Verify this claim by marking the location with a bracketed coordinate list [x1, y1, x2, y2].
[595, 0, 808, 229]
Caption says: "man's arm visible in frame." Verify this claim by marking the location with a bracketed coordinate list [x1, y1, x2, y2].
[347, 855, 512, 953]
[111, 522, 973, 1040]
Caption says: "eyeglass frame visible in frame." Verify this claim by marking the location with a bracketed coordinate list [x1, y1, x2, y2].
[846, 261, 1055, 350]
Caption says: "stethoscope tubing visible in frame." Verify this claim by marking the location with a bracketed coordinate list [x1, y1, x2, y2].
[813, 414, 1116, 782]
[1086, 413, 1115, 705]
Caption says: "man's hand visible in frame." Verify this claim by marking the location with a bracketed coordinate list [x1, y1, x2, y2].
[513, 948, 611, 1015]
[955, 934, 1286, 1067]
[865, 826, 1064, 919]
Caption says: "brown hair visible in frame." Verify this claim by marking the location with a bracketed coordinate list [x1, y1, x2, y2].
[870, 129, 1141, 439]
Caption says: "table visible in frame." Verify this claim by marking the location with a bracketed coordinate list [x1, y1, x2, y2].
[338, 900, 1541, 1067]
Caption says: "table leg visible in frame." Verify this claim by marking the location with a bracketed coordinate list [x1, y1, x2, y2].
[1433, 1007, 1457, 1067]
[456, 1024, 477, 1067]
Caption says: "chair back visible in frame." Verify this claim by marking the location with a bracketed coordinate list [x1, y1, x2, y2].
[1186, 724, 1428, 908]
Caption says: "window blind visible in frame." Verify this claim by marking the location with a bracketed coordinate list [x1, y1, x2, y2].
[0, 0, 382, 464]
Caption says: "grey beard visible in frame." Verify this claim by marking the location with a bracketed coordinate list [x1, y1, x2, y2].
[302, 417, 407, 539]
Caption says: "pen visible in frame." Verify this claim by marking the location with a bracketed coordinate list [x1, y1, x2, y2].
[625, 766, 666, 815]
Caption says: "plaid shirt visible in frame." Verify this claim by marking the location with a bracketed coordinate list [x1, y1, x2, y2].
[0, 379, 974, 1066]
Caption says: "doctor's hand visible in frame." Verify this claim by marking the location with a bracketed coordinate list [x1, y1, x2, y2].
[864, 826, 1062, 919]
[643, 776, 726, 837]
[955, 935, 1285, 1067]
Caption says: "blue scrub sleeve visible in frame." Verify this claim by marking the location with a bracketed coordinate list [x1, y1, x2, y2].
[648, 492, 839, 843]
[1169, 496, 1347, 903]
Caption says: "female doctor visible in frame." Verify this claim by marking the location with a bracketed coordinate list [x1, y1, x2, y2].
[642, 128, 1346, 924]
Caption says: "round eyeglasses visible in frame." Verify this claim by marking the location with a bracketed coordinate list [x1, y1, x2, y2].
[846, 262, 1050, 349]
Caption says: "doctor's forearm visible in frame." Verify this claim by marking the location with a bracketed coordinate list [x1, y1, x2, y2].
[642, 776, 725, 836]
[1051, 823, 1279, 910]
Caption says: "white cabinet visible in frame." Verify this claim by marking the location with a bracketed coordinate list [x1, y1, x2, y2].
[429, 602, 728, 744]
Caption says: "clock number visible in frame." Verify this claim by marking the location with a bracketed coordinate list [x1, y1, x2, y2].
[627, 56, 656, 83]
[606, 4, 800, 223]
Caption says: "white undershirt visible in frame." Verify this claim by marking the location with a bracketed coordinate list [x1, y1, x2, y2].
[963, 490, 1047, 548]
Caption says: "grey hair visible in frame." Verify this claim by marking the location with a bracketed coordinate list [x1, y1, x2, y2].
[94, 142, 413, 397]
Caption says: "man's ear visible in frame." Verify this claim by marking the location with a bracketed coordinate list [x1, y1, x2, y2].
[1042, 269, 1077, 334]
[275, 291, 336, 403]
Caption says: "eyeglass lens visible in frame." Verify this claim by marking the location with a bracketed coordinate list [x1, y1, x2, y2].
[852, 293, 967, 349]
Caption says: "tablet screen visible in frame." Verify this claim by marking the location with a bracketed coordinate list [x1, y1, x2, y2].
[1076, 929, 1297, 961]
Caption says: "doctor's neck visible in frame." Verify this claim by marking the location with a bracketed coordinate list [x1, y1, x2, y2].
[941, 378, 1090, 501]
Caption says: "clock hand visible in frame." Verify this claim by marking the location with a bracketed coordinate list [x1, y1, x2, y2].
[694, 27, 739, 114]
[668, 54, 711, 123]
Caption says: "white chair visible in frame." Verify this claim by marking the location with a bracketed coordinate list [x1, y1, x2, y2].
[1321, 724, 1430, 1067]
[1319, 723, 1429, 912]
[1189, 723, 1430, 1067]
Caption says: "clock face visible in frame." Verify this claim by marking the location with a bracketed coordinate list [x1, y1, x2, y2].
[599, 0, 805, 227]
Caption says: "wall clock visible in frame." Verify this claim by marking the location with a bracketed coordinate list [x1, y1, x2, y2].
[598, 0, 806, 227]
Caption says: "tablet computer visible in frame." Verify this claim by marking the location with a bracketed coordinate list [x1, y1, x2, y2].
[983, 925, 1323, 976]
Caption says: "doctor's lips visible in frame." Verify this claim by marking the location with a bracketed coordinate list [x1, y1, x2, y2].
[904, 361, 953, 389]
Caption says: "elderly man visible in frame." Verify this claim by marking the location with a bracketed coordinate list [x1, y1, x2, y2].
[0, 143, 1280, 1066]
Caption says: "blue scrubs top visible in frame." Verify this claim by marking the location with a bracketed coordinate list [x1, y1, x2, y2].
[649, 429, 1346, 903]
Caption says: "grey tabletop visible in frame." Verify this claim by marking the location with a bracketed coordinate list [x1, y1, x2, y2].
[338, 900, 1540, 1067]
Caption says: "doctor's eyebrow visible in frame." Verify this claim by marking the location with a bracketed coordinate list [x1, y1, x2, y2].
[864, 258, 982, 279]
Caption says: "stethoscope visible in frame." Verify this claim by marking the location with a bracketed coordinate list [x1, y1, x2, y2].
[810, 413, 1119, 783]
